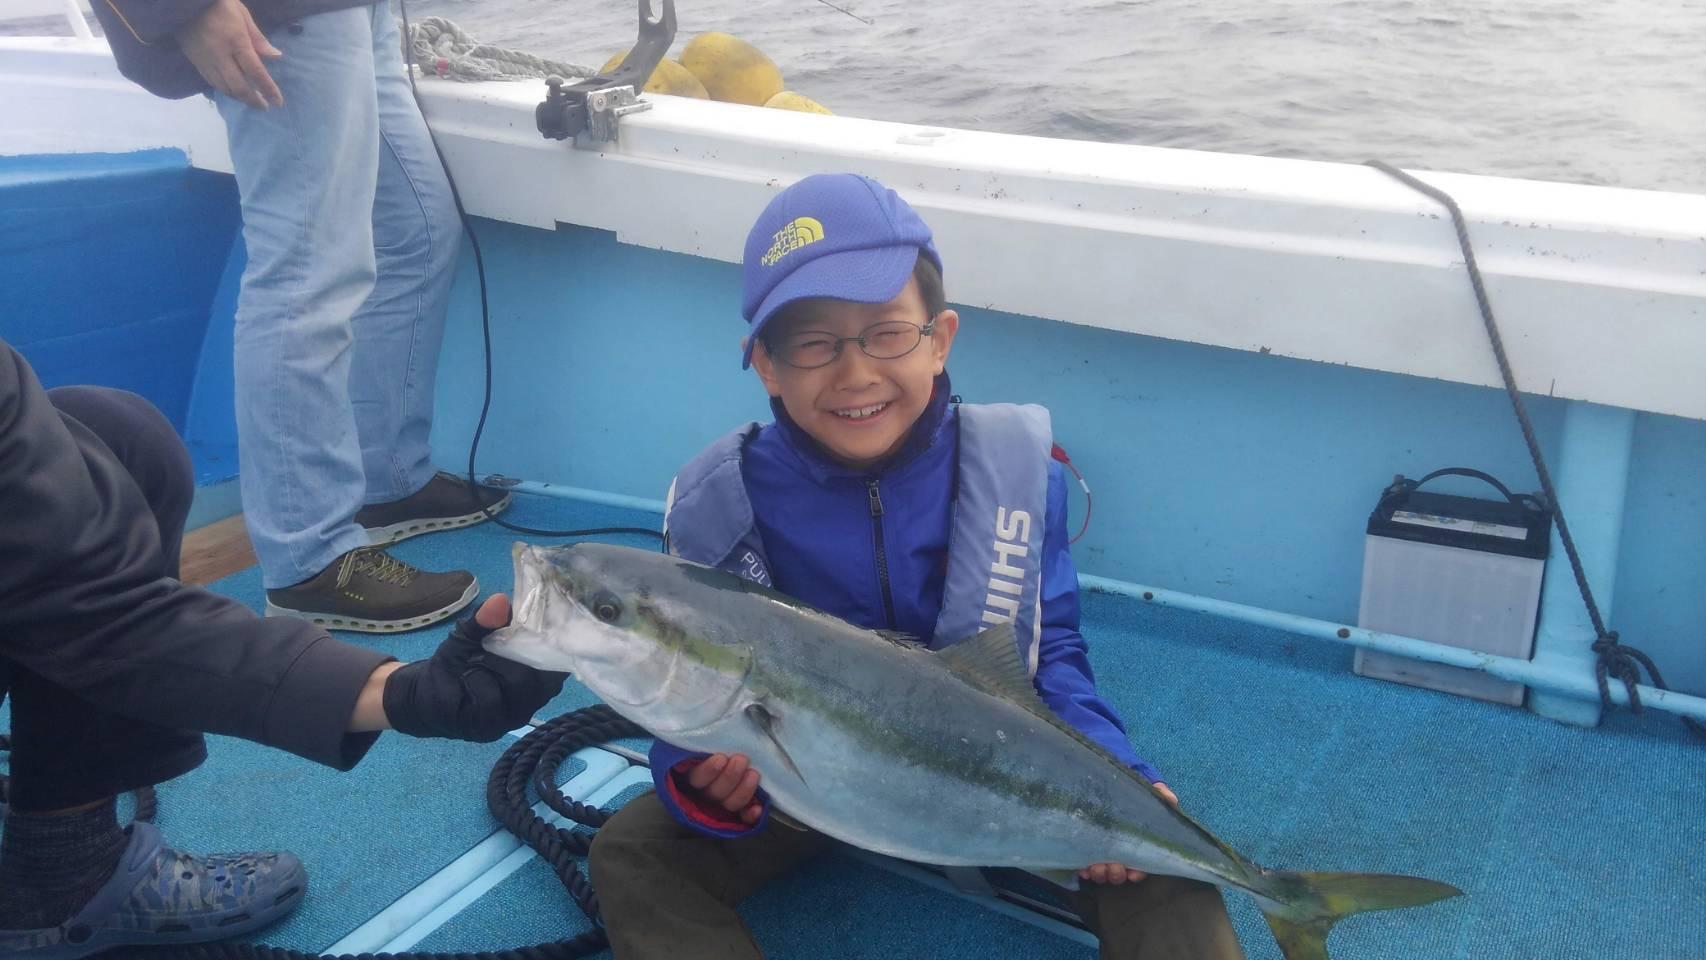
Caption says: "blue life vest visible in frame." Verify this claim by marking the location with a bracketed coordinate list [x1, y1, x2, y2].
[663, 403, 1052, 672]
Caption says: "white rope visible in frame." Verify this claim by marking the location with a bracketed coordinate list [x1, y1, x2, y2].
[407, 16, 595, 82]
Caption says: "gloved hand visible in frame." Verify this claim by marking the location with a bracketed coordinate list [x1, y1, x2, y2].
[382, 596, 567, 742]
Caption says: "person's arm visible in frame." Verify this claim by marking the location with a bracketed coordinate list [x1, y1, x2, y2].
[0, 343, 386, 767]
[1030, 462, 1164, 784]
[97, 0, 216, 44]
[1028, 462, 1183, 884]
[95, 0, 283, 108]
[349, 662, 408, 732]
[0, 342, 561, 768]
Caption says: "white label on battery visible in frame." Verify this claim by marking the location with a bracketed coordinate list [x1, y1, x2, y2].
[1390, 510, 1527, 540]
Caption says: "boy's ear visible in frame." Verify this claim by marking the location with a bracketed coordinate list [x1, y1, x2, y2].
[748, 336, 784, 397]
[929, 309, 960, 375]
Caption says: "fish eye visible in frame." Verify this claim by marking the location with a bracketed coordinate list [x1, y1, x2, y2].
[591, 591, 623, 623]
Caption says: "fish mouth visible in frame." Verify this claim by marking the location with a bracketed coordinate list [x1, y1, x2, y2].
[507, 542, 550, 629]
[483, 542, 574, 671]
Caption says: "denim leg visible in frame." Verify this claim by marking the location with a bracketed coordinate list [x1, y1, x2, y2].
[216, 5, 385, 588]
[349, 2, 460, 505]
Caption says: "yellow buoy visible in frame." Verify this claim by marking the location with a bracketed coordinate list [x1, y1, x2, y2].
[677, 32, 784, 106]
[764, 91, 832, 115]
[598, 53, 709, 99]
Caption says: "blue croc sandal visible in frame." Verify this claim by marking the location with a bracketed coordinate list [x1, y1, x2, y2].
[0, 821, 307, 959]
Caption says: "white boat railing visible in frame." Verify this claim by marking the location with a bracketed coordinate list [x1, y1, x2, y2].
[0, 0, 93, 38]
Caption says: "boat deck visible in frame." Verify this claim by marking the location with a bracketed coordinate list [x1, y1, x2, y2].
[6, 494, 1693, 959]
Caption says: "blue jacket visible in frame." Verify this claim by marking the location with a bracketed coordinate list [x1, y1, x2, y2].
[651, 378, 1161, 837]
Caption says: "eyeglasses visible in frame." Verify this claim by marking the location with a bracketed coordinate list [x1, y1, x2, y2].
[770, 319, 937, 370]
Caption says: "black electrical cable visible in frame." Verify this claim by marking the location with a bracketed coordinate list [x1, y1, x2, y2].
[397, 0, 662, 545]
[1366, 159, 1704, 742]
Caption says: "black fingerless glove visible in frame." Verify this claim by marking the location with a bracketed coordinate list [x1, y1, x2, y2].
[382, 609, 568, 742]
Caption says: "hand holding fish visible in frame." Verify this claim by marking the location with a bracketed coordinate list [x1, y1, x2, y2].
[681, 753, 765, 825]
[364, 594, 569, 742]
[1081, 782, 1179, 884]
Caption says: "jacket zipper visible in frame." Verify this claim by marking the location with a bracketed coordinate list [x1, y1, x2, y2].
[865, 479, 899, 629]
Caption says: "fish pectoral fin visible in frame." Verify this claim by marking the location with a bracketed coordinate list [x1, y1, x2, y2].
[770, 808, 809, 832]
[744, 701, 807, 787]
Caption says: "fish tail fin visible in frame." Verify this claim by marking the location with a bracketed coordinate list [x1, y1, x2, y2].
[1258, 871, 1462, 960]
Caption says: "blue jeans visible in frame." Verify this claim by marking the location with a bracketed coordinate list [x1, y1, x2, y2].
[215, 1, 459, 588]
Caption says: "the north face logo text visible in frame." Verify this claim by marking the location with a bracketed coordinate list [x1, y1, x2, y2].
[761, 217, 825, 266]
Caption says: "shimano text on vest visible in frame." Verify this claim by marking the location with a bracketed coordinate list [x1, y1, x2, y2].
[983, 507, 1031, 626]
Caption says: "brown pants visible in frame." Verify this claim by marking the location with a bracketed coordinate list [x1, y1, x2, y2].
[589, 793, 1245, 960]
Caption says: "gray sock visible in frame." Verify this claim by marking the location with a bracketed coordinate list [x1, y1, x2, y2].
[0, 796, 128, 930]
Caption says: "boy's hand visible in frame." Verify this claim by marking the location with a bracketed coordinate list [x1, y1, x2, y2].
[683, 752, 764, 824]
[1080, 782, 1179, 885]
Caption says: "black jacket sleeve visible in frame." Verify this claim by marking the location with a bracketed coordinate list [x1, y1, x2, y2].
[89, 0, 219, 99]
[0, 340, 390, 770]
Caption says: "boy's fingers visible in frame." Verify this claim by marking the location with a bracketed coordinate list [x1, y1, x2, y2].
[723, 768, 761, 812]
[1084, 862, 1143, 885]
[706, 754, 749, 800]
[686, 754, 728, 791]
[740, 801, 763, 824]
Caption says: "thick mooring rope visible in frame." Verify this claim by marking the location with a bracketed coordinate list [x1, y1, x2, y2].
[406, 17, 594, 83]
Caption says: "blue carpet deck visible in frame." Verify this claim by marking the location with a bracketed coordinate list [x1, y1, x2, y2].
[7, 493, 1699, 958]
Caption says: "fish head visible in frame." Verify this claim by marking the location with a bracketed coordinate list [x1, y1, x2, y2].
[484, 541, 753, 735]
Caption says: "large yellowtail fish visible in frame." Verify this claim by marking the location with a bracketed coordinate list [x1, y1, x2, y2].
[486, 542, 1462, 959]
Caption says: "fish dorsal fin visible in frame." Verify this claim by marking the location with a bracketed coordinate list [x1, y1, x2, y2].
[934, 623, 1164, 796]
[934, 623, 1036, 704]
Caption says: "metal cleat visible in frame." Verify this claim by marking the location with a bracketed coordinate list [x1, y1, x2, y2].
[536, 0, 676, 143]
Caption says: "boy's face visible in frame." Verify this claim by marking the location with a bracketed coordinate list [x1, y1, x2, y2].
[751, 277, 959, 472]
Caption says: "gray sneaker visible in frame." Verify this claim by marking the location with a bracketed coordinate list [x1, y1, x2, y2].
[357, 471, 512, 545]
[264, 548, 477, 633]
[0, 822, 305, 959]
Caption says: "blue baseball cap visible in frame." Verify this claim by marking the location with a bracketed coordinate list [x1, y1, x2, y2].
[740, 173, 942, 368]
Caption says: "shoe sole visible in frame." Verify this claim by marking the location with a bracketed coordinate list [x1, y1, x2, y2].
[362, 492, 513, 546]
[262, 578, 480, 634]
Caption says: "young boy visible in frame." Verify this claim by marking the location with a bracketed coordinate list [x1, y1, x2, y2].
[588, 174, 1243, 959]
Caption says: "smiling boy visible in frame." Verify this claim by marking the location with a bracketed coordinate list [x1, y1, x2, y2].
[588, 173, 1243, 959]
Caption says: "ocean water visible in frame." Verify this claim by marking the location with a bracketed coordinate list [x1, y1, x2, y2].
[401, 0, 1705, 192]
[8, 0, 1701, 191]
